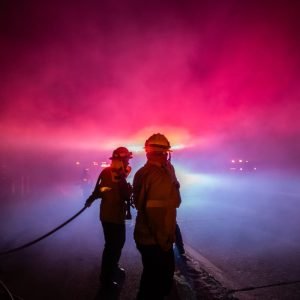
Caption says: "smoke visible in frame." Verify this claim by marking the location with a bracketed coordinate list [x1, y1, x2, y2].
[1, 4, 300, 295]
[0, 0, 300, 169]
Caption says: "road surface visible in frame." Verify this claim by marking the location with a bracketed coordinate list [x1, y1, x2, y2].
[1, 170, 300, 299]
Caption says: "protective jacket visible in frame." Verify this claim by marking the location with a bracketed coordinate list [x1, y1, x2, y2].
[133, 161, 181, 251]
[92, 167, 131, 224]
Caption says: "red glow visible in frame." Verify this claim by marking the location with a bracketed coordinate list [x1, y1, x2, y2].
[1, 1, 300, 168]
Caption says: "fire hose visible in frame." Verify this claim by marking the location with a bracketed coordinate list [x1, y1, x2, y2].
[0, 206, 87, 256]
[1, 205, 300, 297]
[0, 205, 88, 299]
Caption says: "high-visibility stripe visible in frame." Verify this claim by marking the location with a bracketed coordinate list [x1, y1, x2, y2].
[100, 187, 112, 192]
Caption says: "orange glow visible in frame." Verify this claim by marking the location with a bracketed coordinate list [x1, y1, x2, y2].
[110, 126, 196, 153]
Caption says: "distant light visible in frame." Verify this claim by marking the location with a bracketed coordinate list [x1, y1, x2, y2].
[128, 145, 144, 152]
[239, 159, 243, 163]
[254, 167, 257, 170]
[101, 161, 110, 168]
[75, 161, 80, 165]
[239, 167, 243, 171]
[92, 161, 99, 166]
[231, 159, 235, 163]
[127, 143, 186, 153]
[172, 144, 186, 150]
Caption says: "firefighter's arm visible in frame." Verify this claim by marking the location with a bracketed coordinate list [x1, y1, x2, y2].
[84, 185, 101, 207]
[85, 170, 111, 207]
[133, 173, 146, 210]
[85, 194, 96, 207]
[85, 172, 101, 207]
[85, 186, 112, 207]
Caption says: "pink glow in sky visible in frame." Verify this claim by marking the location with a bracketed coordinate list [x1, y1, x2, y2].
[1, 0, 300, 167]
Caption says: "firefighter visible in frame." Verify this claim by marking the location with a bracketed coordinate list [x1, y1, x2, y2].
[85, 147, 133, 289]
[133, 133, 181, 300]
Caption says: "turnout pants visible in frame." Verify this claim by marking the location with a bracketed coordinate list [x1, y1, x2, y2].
[101, 221, 125, 282]
[136, 244, 175, 300]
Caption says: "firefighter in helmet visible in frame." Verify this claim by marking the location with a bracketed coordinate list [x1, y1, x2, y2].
[85, 146, 133, 289]
[133, 133, 181, 299]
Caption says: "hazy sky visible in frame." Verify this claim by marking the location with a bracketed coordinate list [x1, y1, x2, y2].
[1, 0, 300, 166]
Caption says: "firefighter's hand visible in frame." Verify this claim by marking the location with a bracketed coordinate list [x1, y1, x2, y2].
[85, 195, 95, 207]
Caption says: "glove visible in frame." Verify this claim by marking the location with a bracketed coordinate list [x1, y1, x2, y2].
[85, 195, 95, 207]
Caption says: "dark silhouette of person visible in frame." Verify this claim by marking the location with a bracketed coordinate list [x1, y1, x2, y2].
[85, 147, 133, 290]
[133, 133, 181, 300]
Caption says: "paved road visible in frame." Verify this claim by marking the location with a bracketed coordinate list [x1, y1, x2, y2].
[177, 171, 300, 300]
[0, 200, 171, 300]
[0, 190, 203, 300]
[1, 171, 300, 299]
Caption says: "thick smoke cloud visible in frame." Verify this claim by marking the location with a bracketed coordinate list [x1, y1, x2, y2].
[1, 0, 300, 168]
